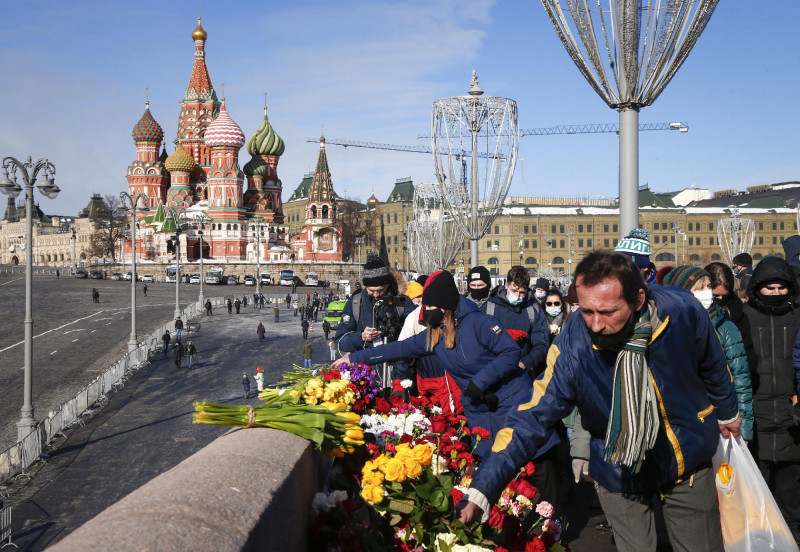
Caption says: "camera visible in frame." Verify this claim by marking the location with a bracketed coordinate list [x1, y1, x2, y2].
[373, 294, 404, 342]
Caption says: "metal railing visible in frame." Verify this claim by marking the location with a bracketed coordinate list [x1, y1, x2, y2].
[0, 296, 226, 485]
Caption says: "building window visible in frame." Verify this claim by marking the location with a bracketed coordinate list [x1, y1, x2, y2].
[532, 225, 537, 233]
[773, 236, 778, 245]
[759, 222, 763, 231]
[709, 222, 714, 231]
[587, 239, 592, 247]
[525, 256, 537, 264]
[559, 239, 565, 248]
[654, 235, 659, 244]
[603, 224, 609, 233]
[560, 224, 565, 233]
[494, 240, 499, 248]
[689, 237, 693, 246]
[552, 256, 564, 264]
[486, 240, 491, 248]
[759, 236, 763, 245]
[613, 224, 618, 233]
[578, 239, 584, 247]
[780, 222, 785, 230]
[494, 225, 499, 234]
[524, 225, 529, 233]
[551, 225, 556, 233]
[772, 222, 777, 230]
[578, 224, 584, 232]
[524, 240, 529, 248]
[688, 222, 692, 231]
[710, 237, 714, 245]
[604, 238, 610, 247]
[587, 224, 592, 232]
[532, 240, 537, 248]
[613, 239, 618, 247]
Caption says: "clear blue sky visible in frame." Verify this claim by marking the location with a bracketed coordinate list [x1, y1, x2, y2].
[0, 1, 797, 216]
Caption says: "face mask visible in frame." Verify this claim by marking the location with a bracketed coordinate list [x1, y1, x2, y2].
[534, 291, 546, 300]
[509, 293, 524, 306]
[759, 293, 789, 307]
[469, 287, 490, 301]
[586, 310, 638, 349]
[693, 289, 714, 310]
[546, 306, 562, 317]
[422, 308, 445, 329]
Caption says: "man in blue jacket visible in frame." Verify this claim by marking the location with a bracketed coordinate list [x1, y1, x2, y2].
[459, 251, 741, 552]
[480, 266, 549, 378]
[333, 252, 414, 354]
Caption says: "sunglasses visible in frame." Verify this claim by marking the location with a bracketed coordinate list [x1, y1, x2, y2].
[545, 302, 561, 307]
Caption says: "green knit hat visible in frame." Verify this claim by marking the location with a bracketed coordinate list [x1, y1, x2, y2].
[661, 265, 710, 290]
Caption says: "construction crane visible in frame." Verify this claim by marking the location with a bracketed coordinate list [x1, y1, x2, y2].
[307, 122, 689, 153]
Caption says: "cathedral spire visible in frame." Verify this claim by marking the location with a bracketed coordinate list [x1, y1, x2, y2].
[308, 135, 336, 207]
[185, 17, 216, 101]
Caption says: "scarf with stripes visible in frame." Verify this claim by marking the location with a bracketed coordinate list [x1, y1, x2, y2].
[603, 300, 660, 474]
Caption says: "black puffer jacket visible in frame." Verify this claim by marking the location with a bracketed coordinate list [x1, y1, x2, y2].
[743, 256, 800, 463]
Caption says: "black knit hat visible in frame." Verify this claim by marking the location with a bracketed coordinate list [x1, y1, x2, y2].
[362, 252, 393, 287]
[732, 253, 753, 268]
[467, 266, 491, 287]
[416, 274, 429, 286]
[422, 270, 460, 311]
[534, 277, 550, 291]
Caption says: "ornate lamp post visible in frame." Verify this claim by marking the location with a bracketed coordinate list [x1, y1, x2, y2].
[252, 218, 263, 296]
[120, 192, 147, 352]
[0, 155, 59, 441]
[518, 232, 524, 267]
[167, 206, 187, 319]
[71, 227, 77, 273]
[196, 212, 210, 303]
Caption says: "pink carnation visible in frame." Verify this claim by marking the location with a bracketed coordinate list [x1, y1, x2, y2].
[535, 501, 554, 518]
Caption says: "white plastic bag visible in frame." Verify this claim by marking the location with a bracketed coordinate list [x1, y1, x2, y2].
[712, 435, 799, 552]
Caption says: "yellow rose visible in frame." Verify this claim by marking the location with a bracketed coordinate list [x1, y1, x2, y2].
[384, 457, 408, 482]
[411, 443, 434, 466]
[373, 454, 390, 470]
[362, 469, 385, 486]
[289, 390, 301, 398]
[403, 457, 423, 479]
[395, 443, 412, 457]
[360, 484, 385, 505]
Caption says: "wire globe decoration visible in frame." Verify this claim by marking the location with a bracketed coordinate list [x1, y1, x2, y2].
[432, 72, 519, 268]
[407, 182, 462, 274]
[717, 207, 755, 266]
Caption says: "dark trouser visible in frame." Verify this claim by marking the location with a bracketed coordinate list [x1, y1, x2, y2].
[174, 356, 182, 369]
[530, 444, 562, 516]
[596, 465, 724, 552]
[758, 459, 800, 544]
[303, 330, 308, 339]
[275, 316, 279, 323]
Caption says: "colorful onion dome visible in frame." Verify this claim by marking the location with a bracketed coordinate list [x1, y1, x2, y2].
[247, 106, 285, 157]
[132, 102, 164, 143]
[192, 17, 207, 41]
[164, 143, 196, 173]
[243, 156, 266, 177]
[204, 101, 245, 148]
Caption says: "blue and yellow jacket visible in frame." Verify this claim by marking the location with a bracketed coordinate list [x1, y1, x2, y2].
[469, 285, 739, 502]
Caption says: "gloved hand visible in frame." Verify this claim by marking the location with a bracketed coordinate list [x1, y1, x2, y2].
[572, 458, 590, 483]
[464, 382, 484, 403]
[482, 391, 499, 411]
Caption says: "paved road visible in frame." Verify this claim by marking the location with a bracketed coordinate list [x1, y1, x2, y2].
[0, 272, 325, 450]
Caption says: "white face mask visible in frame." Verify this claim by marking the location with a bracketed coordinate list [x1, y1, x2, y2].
[545, 306, 562, 317]
[693, 289, 714, 310]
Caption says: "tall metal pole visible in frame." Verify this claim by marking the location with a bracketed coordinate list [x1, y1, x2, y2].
[121, 192, 146, 352]
[71, 227, 77, 273]
[174, 228, 182, 319]
[619, 108, 640, 237]
[255, 219, 262, 296]
[196, 212, 209, 304]
[0, 156, 59, 441]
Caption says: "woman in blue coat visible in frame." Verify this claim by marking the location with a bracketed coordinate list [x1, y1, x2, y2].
[333, 270, 558, 460]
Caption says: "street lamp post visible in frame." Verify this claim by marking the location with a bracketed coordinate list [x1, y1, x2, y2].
[196, 212, 210, 303]
[120, 192, 147, 352]
[71, 227, 77, 274]
[252, 218, 263, 296]
[0, 155, 60, 441]
[518, 232, 524, 267]
[167, 206, 187, 320]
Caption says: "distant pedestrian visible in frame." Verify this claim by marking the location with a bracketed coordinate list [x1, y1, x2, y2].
[299, 304, 305, 318]
[56, 269, 60, 279]
[313, 305, 319, 322]
[286, 293, 291, 307]
[254, 366, 265, 393]
[92, 288, 99, 303]
[259, 294, 265, 308]
[301, 318, 310, 340]
[205, 299, 213, 316]
[242, 373, 251, 399]
[235, 298, 241, 314]
[273, 305, 280, 323]
[257, 322, 266, 341]
[143, 283, 148, 297]
[162, 330, 171, 357]
[173, 340, 184, 369]
[243, 295, 248, 308]
[303, 341, 313, 369]
[293, 300, 298, 317]
[174, 317, 184, 341]
[185, 340, 197, 369]
[292, 283, 297, 293]
[254, 293, 259, 307]
[329, 340, 336, 361]
[322, 319, 331, 340]
[227, 298, 233, 314]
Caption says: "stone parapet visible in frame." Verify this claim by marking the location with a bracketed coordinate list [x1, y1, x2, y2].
[46, 428, 319, 552]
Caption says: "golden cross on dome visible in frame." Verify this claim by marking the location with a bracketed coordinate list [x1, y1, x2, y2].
[221, 82, 225, 101]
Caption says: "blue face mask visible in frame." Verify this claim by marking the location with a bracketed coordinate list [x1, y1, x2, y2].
[508, 294, 524, 306]
[534, 291, 546, 300]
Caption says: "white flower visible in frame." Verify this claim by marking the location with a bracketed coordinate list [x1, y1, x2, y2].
[311, 490, 348, 515]
[434, 533, 458, 551]
[400, 379, 413, 389]
[431, 454, 450, 475]
[430, 405, 443, 415]
[549, 323, 560, 334]
[340, 370, 351, 381]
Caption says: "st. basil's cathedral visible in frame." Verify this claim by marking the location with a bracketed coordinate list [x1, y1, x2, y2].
[125, 18, 342, 265]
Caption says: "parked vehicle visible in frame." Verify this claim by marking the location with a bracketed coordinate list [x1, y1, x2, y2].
[189, 274, 201, 284]
[110, 272, 123, 281]
[205, 267, 225, 285]
[305, 272, 319, 287]
[226, 275, 239, 285]
[123, 272, 132, 281]
[279, 269, 294, 286]
[243, 275, 255, 286]
[73, 269, 89, 279]
[323, 301, 347, 329]
[260, 272, 271, 286]
[165, 267, 178, 283]
[89, 270, 104, 279]
[141, 274, 154, 282]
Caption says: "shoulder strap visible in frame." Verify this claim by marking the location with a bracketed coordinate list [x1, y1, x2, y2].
[526, 303, 539, 326]
[486, 302, 495, 316]
[352, 293, 361, 324]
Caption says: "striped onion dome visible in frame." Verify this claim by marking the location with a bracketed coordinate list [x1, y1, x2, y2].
[132, 102, 164, 143]
[246, 106, 285, 157]
[204, 101, 245, 148]
[164, 143, 196, 173]
[243, 156, 266, 177]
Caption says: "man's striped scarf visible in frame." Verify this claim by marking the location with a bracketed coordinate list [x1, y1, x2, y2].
[603, 301, 660, 474]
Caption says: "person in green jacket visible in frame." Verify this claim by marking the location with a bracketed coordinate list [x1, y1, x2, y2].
[659, 266, 754, 441]
[303, 341, 313, 369]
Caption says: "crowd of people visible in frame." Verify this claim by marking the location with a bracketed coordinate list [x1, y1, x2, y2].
[325, 230, 799, 550]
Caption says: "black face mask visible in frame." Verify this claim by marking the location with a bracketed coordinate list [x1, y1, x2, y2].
[759, 293, 790, 307]
[422, 308, 445, 329]
[469, 287, 490, 301]
[586, 309, 638, 349]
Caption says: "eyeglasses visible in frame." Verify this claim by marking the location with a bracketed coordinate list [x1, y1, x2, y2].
[545, 302, 561, 307]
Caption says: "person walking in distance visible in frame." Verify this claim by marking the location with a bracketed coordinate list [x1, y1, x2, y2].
[242, 373, 251, 400]
[174, 317, 184, 342]
[301, 317, 310, 340]
[257, 322, 266, 342]
[234, 298, 241, 314]
[322, 319, 331, 340]
[254, 366, 265, 395]
[227, 298, 233, 314]
[143, 283, 148, 297]
[293, 299, 299, 317]
[92, 288, 100, 303]
[185, 340, 197, 369]
[56, 269, 60, 280]
[303, 341, 313, 369]
[173, 339, 184, 370]
[286, 293, 291, 308]
[273, 304, 280, 323]
[243, 295, 248, 309]
[299, 303, 305, 319]
[162, 329, 171, 357]
[205, 299, 213, 316]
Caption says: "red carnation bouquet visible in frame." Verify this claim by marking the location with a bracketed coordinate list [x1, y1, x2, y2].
[506, 329, 529, 347]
